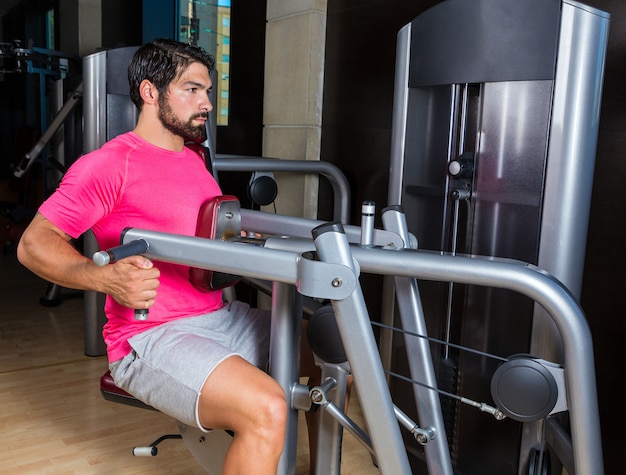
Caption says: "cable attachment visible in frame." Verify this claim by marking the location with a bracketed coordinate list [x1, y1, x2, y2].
[414, 427, 437, 446]
[460, 398, 507, 420]
[393, 404, 436, 445]
[309, 377, 337, 406]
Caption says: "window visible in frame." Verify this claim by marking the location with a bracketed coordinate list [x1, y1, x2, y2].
[46, 8, 55, 50]
[178, 0, 231, 125]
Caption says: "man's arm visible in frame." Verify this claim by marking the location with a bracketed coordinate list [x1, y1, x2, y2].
[17, 213, 160, 310]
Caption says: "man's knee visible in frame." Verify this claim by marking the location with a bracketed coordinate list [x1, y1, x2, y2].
[260, 381, 288, 428]
[251, 381, 288, 449]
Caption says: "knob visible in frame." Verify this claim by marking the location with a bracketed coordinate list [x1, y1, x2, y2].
[449, 159, 474, 178]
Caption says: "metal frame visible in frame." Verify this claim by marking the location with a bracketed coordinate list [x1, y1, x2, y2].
[213, 155, 352, 224]
[385, 2, 609, 471]
[120, 206, 603, 475]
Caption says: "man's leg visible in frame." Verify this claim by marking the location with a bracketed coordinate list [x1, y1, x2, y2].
[199, 355, 287, 475]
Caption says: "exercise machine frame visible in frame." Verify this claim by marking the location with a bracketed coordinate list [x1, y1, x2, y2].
[116, 205, 602, 475]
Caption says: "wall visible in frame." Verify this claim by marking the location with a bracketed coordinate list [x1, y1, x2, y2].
[262, 0, 328, 220]
[320, 0, 439, 221]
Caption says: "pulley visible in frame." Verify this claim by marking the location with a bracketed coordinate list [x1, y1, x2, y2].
[490, 355, 558, 422]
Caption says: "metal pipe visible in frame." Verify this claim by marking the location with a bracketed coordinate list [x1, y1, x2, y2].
[350, 247, 602, 475]
[313, 222, 412, 474]
[120, 223, 603, 475]
[213, 155, 351, 224]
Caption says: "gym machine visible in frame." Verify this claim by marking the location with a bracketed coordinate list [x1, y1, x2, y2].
[86, 1, 608, 469]
[2, 40, 81, 185]
[2, 40, 81, 245]
[98, 200, 603, 475]
[384, 0, 609, 473]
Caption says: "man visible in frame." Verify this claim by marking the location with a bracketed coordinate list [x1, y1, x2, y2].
[17, 39, 287, 474]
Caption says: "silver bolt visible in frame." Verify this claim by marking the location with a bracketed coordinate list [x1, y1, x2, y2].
[310, 389, 323, 403]
[331, 278, 342, 287]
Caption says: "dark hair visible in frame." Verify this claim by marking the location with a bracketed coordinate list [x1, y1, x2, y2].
[128, 38, 215, 109]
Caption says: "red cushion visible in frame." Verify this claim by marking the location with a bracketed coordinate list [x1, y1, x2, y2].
[100, 370, 134, 398]
[100, 370, 155, 410]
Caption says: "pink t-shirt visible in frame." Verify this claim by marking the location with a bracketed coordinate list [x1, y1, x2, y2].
[39, 132, 225, 362]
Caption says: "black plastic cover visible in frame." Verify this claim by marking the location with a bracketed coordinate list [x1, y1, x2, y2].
[409, 0, 561, 86]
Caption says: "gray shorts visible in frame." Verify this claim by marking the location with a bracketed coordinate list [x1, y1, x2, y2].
[109, 300, 270, 432]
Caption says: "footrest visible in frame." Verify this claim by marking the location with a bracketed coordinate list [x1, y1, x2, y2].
[100, 370, 155, 410]
[133, 434, 183, 456]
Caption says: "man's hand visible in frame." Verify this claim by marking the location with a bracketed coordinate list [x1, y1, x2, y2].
[18, 213, 161, 311]
[104, 256, 160, 310]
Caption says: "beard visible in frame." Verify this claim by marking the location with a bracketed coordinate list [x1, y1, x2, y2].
[158, 95, 207, 142]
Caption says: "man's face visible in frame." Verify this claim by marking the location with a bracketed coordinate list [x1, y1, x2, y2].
[157, 62, 213, 142]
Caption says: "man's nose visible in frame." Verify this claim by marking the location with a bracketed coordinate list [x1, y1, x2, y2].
[201, 97, 213, 112]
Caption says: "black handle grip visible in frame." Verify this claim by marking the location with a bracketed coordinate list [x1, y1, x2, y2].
[93, 239, 149, 266]
[92, 239, 151, 320]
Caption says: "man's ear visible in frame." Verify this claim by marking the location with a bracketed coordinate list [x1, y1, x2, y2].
[139, 79, 159, 105]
